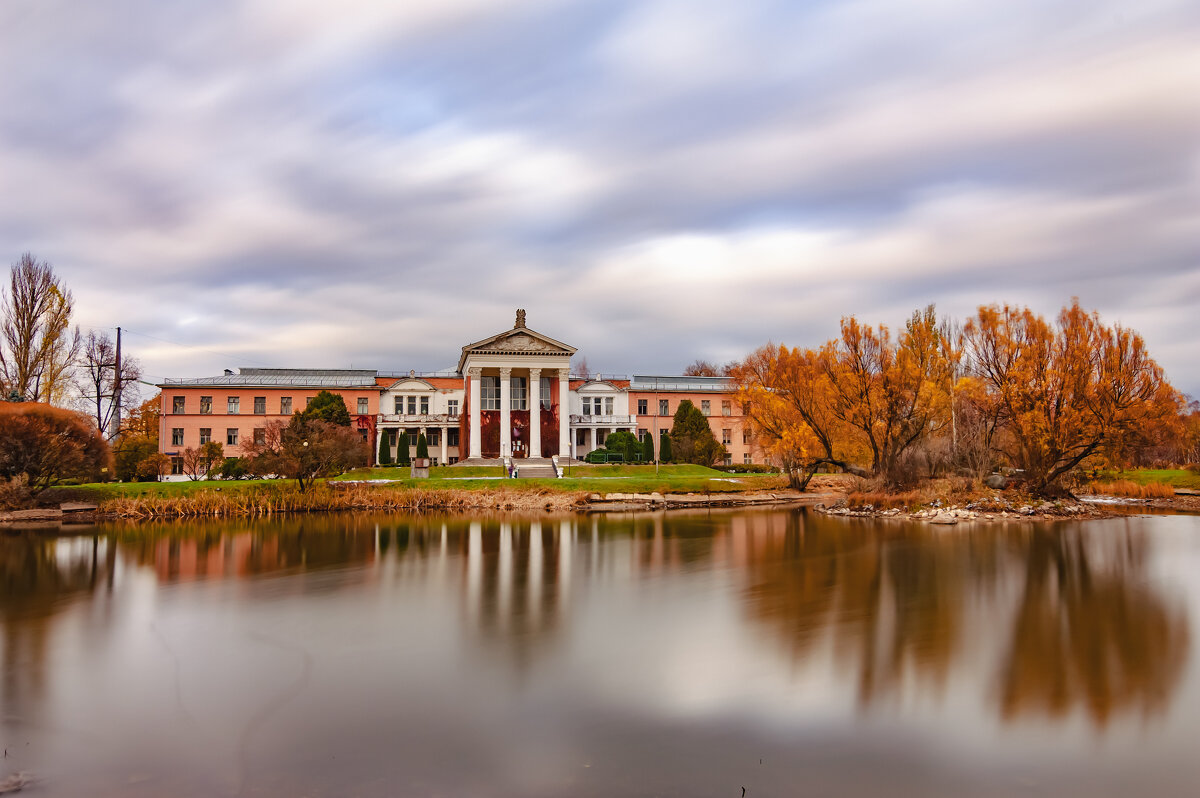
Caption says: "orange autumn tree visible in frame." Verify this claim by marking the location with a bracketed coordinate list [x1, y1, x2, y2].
[962, 300, 1179, 493]
[819, 305, 952, 484]
[733, 343, 867, 490]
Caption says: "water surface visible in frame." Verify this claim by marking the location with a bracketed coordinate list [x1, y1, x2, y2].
[2, 509, 1198, 796]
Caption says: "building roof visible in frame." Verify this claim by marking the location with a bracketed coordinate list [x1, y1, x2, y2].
[159, 368, 380, 389]
[629, 375, 735, 392]
[457, 310, 576, 373]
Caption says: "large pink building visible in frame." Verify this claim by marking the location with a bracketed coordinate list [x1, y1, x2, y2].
[156, 312, 759, 475]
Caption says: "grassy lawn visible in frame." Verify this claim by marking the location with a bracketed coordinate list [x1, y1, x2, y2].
[41, 464, 787, 506]
[1096, 469, 1200, 490]
[43, 478, 295, 503]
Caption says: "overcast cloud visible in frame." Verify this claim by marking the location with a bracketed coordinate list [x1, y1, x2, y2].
[2, 0, 1198, 395]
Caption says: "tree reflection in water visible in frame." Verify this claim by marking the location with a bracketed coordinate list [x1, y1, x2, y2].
[740, 511, 1189, 728]
[998, 525, 1188, 725]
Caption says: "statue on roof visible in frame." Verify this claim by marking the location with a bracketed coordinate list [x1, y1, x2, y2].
[515, 308, 526, 328]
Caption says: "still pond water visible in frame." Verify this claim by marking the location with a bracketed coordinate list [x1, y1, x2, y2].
[2, 509, 1200, 797]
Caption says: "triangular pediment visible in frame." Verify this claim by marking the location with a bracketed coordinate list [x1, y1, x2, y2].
[458, 323, 576, 371]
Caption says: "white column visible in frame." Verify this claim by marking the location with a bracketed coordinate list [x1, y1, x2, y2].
[528, 368, 541, 459]
[469, 368, 482, 459]
[558, 368, 570, 458]
[589, 426, 597, 453]
[500, 367, 512, 458]
[374, 425, 384, 467]
[440, 424, 448, 464]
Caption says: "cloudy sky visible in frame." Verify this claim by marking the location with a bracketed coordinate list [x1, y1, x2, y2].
[2, 0, 1198, 395]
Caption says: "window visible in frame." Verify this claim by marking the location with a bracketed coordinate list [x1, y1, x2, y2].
[448, 399, 459, 417]
[428, 429, 440, 446]
[200, 396, 212, 415]
[582, 397, 592, 416]
[540, 377, 552, 410]
[393, 397, 403, 414]
[281, 397, 292, 415]
[638, 428, 648, 440]
[659, 399, 669, 416]
[701, 400, 711, 416]
[227, 396, 239, 414]
[171, 428, 184, 446]
[305, 396, 313, 408]
[431, 456, 439, 466]
[420, 396, 429, 414]
[481, 377, 500, 410]
[638, 399, 648, 415]
[254, 396, 266, 414]
[743, 429, 751, 445]
[226, 428, 239, 446]
[170, 457, 183, 475]
[576, 430, 587, 445]
[407, 396, 417, 414]
[604, 396, 613, 415]
[722, 400, 731, 416]
[510, 376, 527, 410]
[448, 429, 459, 447]
[253, 428, 265, 444]
[744, 453, 753, 465]
[449, 456, 459, 464]
[358, 398, 368, 415]
[723, 454, 733, 466]
[407, 428, 418, 445]
[721, 429, 732, 445]
[172, 396, 185, 414]
[199, 428, 211, 445]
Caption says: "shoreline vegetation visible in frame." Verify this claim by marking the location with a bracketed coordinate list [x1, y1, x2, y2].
[3, 467, 1199, 527]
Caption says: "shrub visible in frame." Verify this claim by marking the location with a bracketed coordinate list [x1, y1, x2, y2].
[605, 431, 641, 462]
[397, 430, 412, 466]
[300, 390, 352, 426]
[216, 457, 248, 480]
[659, 431, 673, 463]
[416, 433, 429, 460]
[640, 434, 654, 463]
[378, 432, 392, 465]
[0, 402, 110, 493]
[668, 400, 725, 465]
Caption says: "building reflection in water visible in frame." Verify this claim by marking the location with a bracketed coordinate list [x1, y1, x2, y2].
[0, 509, 1190, 734]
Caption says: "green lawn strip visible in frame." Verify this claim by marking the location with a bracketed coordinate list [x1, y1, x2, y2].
[1101, 469, 1200, 490]
[43, 469, 785, 507]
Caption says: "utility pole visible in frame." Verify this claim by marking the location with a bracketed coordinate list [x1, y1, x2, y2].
[108, 326, 122, 440]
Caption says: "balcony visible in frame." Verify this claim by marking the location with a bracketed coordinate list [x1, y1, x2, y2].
[569, 414, 636, 425]
[379, 413, 459, 424]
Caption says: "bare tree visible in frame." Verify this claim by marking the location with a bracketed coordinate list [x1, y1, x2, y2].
[76, 330, 141, 437]
[1, 253, 80, 403]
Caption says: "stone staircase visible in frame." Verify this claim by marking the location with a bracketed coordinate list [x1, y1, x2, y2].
[513, 458, 558, 479]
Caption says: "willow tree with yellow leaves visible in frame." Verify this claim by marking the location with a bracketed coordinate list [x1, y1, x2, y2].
[961, 300, 1180, 493]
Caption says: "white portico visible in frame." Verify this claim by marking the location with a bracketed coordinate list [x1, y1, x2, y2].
[459, 310, 576, 460]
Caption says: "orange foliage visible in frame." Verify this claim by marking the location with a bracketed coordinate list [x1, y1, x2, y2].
[0, 401, 110, 492]
[963, 300, 1179, 491]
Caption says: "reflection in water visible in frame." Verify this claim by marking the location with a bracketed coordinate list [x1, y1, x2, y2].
[0, 510, 1195, 796]
[999, 527, 1188, 724]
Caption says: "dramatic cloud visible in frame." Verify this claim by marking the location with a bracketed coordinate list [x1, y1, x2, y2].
[1, 0, 1198, 394]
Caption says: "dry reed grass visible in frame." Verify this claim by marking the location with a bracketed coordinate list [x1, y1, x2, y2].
[99, 483, 586, 519]
[1085, 480, 1176, 499]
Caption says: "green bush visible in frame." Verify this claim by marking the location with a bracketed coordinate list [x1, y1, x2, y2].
[217, 457, 248, 480]
[416, 433, 429, 459]
[605, 430, 642, 462]
[378, 432, 392, 465]
[659, 430, 673, 463]
[641, 434, 655, 463]
[668, 400, 726, 465]
[397, 430, 412, 466]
